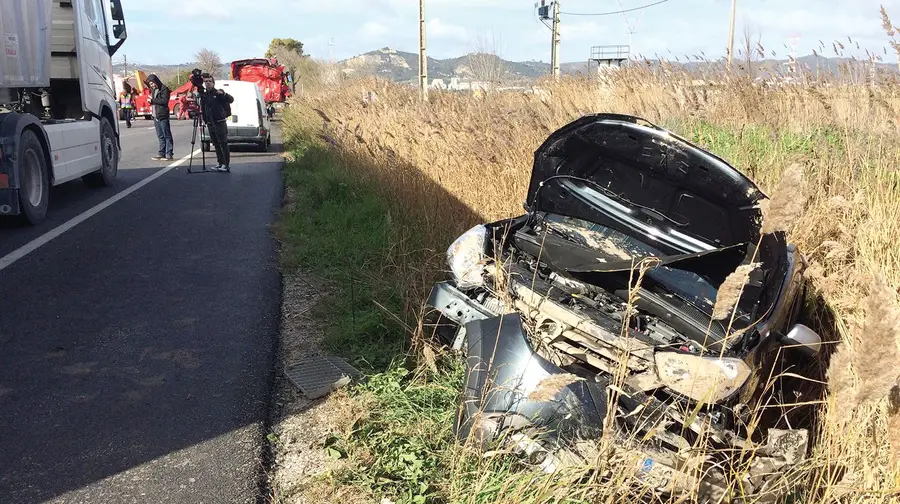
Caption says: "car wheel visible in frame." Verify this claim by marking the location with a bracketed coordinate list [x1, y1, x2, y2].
[16, 130, 50, 225]
[201, 141, 211, 152]
[173, 104, 181, 120]
[82, 117, 118, 188]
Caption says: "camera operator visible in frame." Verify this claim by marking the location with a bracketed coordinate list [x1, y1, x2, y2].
[146, 74, 174, 161]
[199, 73, 235, 172]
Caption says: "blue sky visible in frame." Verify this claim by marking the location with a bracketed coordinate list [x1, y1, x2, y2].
[118, 0, 899, 65]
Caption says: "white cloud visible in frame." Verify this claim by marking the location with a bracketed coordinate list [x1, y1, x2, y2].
[361, 21, 391, 39]
[427, 18, 468, 41]
[560, 21, 603, 41]
[181, 3, 233, 20]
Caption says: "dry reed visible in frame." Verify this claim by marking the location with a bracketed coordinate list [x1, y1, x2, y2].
[283, 10, 900, 501]
[711, 263, 760, 321]
[527, 374, 584, 402]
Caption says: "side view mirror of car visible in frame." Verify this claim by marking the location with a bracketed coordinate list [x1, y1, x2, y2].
[779, 324, 822, 357]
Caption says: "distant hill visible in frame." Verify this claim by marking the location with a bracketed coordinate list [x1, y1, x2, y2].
[123, 50, 897, 85]
[338, 47, 898, 83]
[340, 48, 566, 83]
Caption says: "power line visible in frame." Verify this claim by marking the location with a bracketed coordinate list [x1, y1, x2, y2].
[561, 0, 669, 16]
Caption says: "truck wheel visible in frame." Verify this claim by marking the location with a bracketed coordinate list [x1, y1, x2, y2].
[83, 118, 118, 188]
[17, 130, 50, 225]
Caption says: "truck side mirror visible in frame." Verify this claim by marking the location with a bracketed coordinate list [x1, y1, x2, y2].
[779, 324, 822, 357]
[107, 0, 128, 55]
[110, 0, 126, 21]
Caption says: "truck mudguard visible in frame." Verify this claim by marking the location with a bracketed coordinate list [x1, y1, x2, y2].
[0, 113, 50, 215]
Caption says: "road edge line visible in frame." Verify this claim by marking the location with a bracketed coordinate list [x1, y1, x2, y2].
[0, 149, 201, 272]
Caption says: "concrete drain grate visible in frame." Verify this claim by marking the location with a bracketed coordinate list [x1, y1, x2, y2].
[284, 354, 362, 400]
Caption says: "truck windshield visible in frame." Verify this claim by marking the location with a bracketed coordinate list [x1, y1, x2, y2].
[87, 0, 109, 44]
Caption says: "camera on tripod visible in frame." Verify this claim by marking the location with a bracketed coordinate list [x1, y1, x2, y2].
[187, 68, 206, 120]
[190, 68, 206, 92]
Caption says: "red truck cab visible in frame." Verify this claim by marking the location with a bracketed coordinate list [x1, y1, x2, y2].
[230, 58, 292, 104]
[167, 80, 200, 120]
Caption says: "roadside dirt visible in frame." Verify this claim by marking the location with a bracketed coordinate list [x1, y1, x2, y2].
[267, 272, 350, 503]
[267, 188, 366, 503]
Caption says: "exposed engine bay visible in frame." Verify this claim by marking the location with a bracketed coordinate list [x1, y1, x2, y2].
[425, 114, 821, 502]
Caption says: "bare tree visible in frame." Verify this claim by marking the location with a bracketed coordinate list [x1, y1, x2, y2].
[740, 22, 762, 79]
[465, 30, 508, 92]
[195, 48, 223, 78]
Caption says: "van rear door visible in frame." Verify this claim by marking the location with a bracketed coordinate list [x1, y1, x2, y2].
[220, 82, 260, 137]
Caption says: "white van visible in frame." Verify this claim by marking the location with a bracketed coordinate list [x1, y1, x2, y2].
[200, 79, 271, 152]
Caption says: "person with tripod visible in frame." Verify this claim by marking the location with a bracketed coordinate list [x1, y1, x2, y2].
[200, 73, 234, 172]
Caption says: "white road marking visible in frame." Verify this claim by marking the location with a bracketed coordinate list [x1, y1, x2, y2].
[0, 149, 201, 273]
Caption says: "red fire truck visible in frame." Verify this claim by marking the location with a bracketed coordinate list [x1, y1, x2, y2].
[115, 70, 153, 120]
[167, 79, 200, 120]
[230, 58, 293, 104]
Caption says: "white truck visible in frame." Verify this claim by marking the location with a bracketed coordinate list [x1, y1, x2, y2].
[0, 0, 127, 225]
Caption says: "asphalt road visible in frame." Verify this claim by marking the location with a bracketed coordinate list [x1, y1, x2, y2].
[0, 118, 284, 503]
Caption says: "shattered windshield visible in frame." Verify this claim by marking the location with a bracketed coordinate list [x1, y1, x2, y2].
[542, 214, 719, 310]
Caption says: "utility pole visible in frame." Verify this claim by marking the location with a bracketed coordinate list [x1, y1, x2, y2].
[418, 0, 428, 101]
[551, 0, 561, 79]
[122, 53, 127, 77]
[726, 0, 736, 68]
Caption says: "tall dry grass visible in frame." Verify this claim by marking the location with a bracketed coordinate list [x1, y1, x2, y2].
[282, 13, 900, 502]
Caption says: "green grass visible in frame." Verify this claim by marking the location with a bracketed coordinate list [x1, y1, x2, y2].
[335, 365, 465, 504]
[279, 140, 406, 372]
[277, 134, 473, 503]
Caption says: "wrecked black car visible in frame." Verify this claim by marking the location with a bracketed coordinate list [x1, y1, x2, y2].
[424, 114, 821, 501]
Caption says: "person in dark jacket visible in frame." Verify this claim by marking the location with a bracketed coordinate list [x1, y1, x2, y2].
[200, 73, 234, 171]
[146, 74, 174, 161]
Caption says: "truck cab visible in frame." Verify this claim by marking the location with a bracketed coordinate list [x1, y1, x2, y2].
[0, 0, 127, 225]
[230, 58, 292, 104]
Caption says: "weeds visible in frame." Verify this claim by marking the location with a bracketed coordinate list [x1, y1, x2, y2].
[277, 139, 405, 373]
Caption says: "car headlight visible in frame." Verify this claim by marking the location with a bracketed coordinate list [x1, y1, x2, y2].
[447, 224, 488, 289]
[654, 352, 751, 403]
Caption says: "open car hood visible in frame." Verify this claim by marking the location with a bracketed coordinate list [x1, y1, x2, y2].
[528, 114, 766, 256]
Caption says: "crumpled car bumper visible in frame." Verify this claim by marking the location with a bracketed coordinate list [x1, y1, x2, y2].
[457, 313, 608, 446]
[428, 285, 810, 501]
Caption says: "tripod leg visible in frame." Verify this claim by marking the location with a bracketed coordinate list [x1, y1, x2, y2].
[188, 114, 200, 173]
[200, 117, 207, 171]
